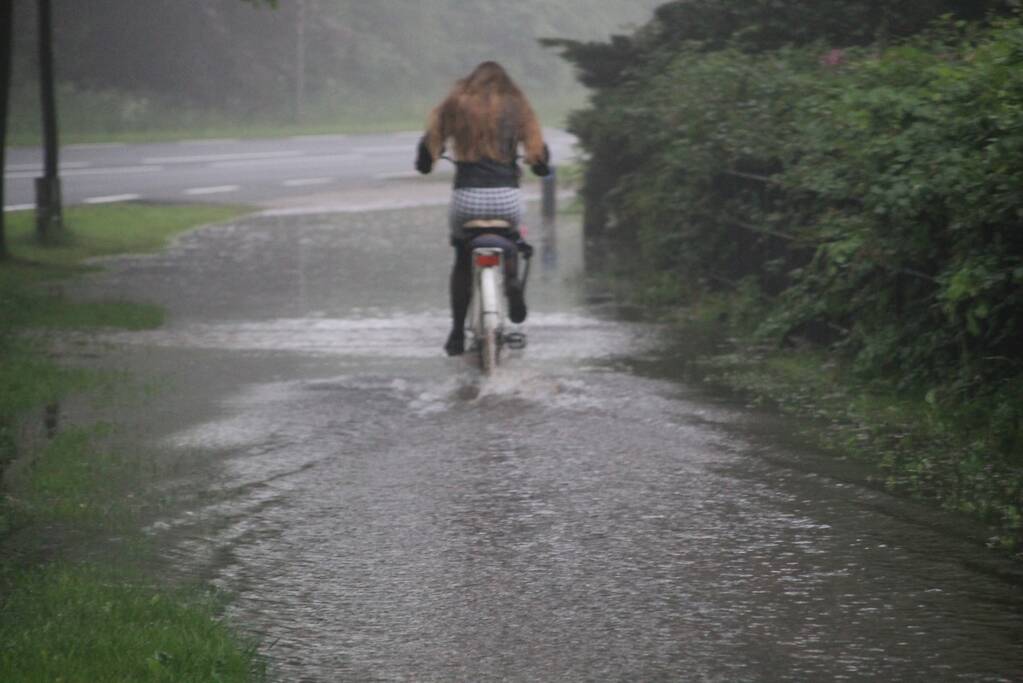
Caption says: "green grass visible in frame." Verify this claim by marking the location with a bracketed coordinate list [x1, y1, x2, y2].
[21, 299, 164, 330]
[0, 202, 253, 494]
[0, 202, 265, 681]
[4, 203, 251, 267]
[10, 425, 149, 529]
[0, 342, 94, 419]
[0, 271, 165, 331]
[0, 203, 251, 527]
[0, 565, 264, 683]
[0, 204, 249, 330]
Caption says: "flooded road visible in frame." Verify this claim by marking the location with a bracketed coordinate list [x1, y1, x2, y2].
[76, 199, 1022, 681]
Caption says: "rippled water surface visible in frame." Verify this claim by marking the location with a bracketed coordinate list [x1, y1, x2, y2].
[78, 203, 1022, 681]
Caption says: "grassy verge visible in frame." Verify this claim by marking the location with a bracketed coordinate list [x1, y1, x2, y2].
[648, 289, 1023, 556]
[4, 203, 249, 268]
[0, 565, 259, 683]
[0, 203, 264, 681]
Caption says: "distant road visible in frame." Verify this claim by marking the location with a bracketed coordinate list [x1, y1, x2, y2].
[2, 130, 577, 212]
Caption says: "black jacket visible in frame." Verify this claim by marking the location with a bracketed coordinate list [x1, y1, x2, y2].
[415, 137, 550, 186]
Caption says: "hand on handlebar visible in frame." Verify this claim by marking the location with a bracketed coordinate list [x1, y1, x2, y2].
[415, 137, 433, 174]
[529, 143, 551, 177]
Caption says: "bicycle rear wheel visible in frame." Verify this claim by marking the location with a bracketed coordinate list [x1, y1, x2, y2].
[480, 325, 498, 375]
[474, 259, 503, 376]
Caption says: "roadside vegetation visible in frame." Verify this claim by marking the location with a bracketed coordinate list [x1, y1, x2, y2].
[0, 203, 264, 681]
[1, 565, 261, 683]
[552, 0, 1023, 552]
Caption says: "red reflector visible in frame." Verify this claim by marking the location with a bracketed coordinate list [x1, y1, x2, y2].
[475, 253, 501, 267]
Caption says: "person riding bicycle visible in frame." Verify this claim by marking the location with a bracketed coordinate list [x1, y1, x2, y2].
[414, 61, 551, 356]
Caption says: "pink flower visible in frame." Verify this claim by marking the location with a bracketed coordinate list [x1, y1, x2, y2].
[820, 49, 846, 67]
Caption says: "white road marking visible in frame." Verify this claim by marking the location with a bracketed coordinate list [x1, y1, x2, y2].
[6, 165, 162, 180]
[143, 150, 303, 165]
[4, 204, 34, 212]
[209, 153, 361, 169]
[355, 145, 415, 154]
[290, 134, 349, 142]
[283, 177, 333, 187]
[177, 138, 240, 145]
[65, 142, 127, 150]
[7, 161, 91, 172]
[66, 165, 162, 177]
[84, 193, 140, 204]
[374, 171, 423, 180]
[184, 185, 240, 196]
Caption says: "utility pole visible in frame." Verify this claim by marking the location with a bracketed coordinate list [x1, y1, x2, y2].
[35, 0, 62, 243]
[0, 0, 13, 259]
[541, 167, 558, 271]
[295, 0, 306, 124]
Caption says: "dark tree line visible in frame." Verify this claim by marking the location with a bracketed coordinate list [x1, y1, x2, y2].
[8, 0, 660, 119]
[545, 0, 1014, 93]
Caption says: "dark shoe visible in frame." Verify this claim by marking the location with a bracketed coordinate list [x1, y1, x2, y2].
[444, 329, 465, 356]
[507, 284, 527, 323]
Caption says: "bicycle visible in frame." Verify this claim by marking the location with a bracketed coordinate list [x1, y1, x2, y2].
[462, 218, 530, 375]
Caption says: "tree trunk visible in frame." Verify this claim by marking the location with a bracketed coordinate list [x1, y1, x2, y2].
[36, 0, 62, 243]
[0, 0, 13, 259]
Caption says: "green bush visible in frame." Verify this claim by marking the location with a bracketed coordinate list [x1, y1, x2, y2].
[564, 11, 1023, 396]
[555, 5, 1023, 537]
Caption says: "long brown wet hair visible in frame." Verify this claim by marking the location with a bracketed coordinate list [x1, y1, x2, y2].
[425, 61, 545, 165]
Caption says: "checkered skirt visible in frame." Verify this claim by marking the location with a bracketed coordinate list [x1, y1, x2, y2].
[449, 188, 525, 239]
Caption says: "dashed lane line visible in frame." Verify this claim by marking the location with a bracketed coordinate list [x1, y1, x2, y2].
[176, 138, 241, 145]
[83, 194, 141, 204]
[7, 161, 91, 172]
[290, 134, 349, 142]
[283, 177, 332, 187]
[354, 145, 416, 154]
[65, 143, 127, 150]
[374, 171, 424, 181]
[184, 185, 240, 196]
[210, 153, 362, 169]
[6, 165, 162, 180]
[143, 151, 302, 165]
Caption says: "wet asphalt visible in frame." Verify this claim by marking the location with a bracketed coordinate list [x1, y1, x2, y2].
[69, 197, 1023, 682]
